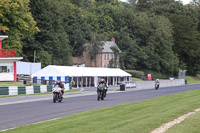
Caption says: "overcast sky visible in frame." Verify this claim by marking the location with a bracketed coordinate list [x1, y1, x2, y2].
[120, 0, 192, 5]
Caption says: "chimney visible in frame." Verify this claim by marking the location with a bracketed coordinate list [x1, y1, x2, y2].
[111, 37, 115, 43]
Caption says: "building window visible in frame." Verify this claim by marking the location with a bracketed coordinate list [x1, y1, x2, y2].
[107, 54, 109, 60]
[104, 54, 106, 60]
[0, 63, 13, 73]
[104, 64, 106, 68]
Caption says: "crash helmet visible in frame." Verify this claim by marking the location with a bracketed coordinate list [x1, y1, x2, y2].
[100, 78, 104, 82]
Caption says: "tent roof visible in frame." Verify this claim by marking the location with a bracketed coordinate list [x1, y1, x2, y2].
[31, 65, 131, 77]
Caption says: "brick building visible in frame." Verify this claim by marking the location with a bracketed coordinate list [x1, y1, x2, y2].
[72, 38, 121, 68]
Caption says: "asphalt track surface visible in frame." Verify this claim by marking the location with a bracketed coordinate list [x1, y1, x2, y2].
[1, 84, 200, 131]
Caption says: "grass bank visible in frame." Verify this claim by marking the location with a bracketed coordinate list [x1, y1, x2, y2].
[185, 75, 200, 84]
[0, 82, 25, 86]
[166, 111, 200, 133]
[3, 89, 200, 133]
[0, 82, 40, 87]
[132, 77, 143, 81]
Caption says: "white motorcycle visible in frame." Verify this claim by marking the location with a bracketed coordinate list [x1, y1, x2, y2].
[52, 85, 63, 103]
[155, 81, 159, 90]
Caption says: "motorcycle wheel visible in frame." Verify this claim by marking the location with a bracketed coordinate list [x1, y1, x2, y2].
[58, 95, 63, 103]
[155, 86, 158, 90]
[101, 91, 104, 100]
[97, 91, 100, 101]
[53, 93, 57, 103]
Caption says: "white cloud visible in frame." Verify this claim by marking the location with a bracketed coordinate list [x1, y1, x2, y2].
[181, 0, 191, 5]
[120, 0, 127, 2]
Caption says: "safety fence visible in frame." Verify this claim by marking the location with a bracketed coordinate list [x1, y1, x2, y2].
[0, 83, 72, 95]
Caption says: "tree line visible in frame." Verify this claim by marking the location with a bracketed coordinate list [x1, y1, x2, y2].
[0, 0, 200, 75]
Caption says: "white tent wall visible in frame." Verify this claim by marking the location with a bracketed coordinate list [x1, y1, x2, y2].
[31, 63, 41, 75]
[61, 76, 65, 82]
[53, 76, 57, 81]
[17, 61, 41, 75]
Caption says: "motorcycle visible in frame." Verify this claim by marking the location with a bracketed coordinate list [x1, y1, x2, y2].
[97, 84, 107, 101]
[52, 85, 63, 103]
[155, 82, 159, 90]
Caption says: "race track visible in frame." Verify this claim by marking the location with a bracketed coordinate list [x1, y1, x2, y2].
[0, 84, 200, 131]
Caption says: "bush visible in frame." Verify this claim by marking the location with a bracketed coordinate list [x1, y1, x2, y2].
[125, 70, 144, 78]
[142, 69, 171, 79]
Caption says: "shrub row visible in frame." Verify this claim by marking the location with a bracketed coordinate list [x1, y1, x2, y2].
[125, 70, 144, 78]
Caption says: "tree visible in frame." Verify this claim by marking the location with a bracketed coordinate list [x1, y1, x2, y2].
[0, 0, 39, 56]
[170, 14, 200, 74]
[27, 0, 72, 66]
[88, 35, 105, 67]
[136, 0, 153, 12]
[109, 46, 120, 68]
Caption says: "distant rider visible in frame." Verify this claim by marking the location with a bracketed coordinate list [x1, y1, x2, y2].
[155, 79, 159, 89]
[97, 78, 108, 97]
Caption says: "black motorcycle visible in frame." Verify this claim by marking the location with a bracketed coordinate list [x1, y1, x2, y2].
[97, 84, 106, 101]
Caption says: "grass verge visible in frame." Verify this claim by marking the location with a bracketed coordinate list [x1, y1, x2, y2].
[185, 75, 200, 85]
[0, 89, 80, 98]
[132, 77, 143, 81]
[0, 82, 41, 86]
[3, 89, 200, 133]
[166, 111, 200, 133]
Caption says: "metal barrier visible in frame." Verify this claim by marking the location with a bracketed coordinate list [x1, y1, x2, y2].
[125, 81, 136, 88]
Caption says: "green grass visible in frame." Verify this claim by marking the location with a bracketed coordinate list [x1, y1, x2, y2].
[0, 82, 24, 86]
[166, 111, 200, 133]
[0, 82, 40, 86]
[131, 77, 143, 81]
[185, 75, 200, 84]
[3, 89, 200, 133]
[0, 89, 80, 98]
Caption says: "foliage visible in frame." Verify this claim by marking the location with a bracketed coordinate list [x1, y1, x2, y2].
[142, 69, 172, 79]
[26, 0, 72, 66]
[87, 35, 105, 66]
[125, 70, 144, 78]
[0, 0, 39, 56]
[109, 46, 120, 68]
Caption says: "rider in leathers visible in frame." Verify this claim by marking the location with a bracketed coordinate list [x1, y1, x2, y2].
[54, 81, 65, 97]
[97, 78, 108, 97]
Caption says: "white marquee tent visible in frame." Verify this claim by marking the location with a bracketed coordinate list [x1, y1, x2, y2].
[31, 65, 131, 87]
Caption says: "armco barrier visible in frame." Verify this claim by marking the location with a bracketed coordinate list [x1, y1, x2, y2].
[0, 85, 52, 95]
[18, 87, 26, 94]
[34, 86, 40, 93]
[40, 85, 47, 93]
[0, 83, 72, 95]
[9, 86, 18, 95]
[26, 86, 34, 94]
[0, 87, 9, 95]
[47, 85, 52, 92]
